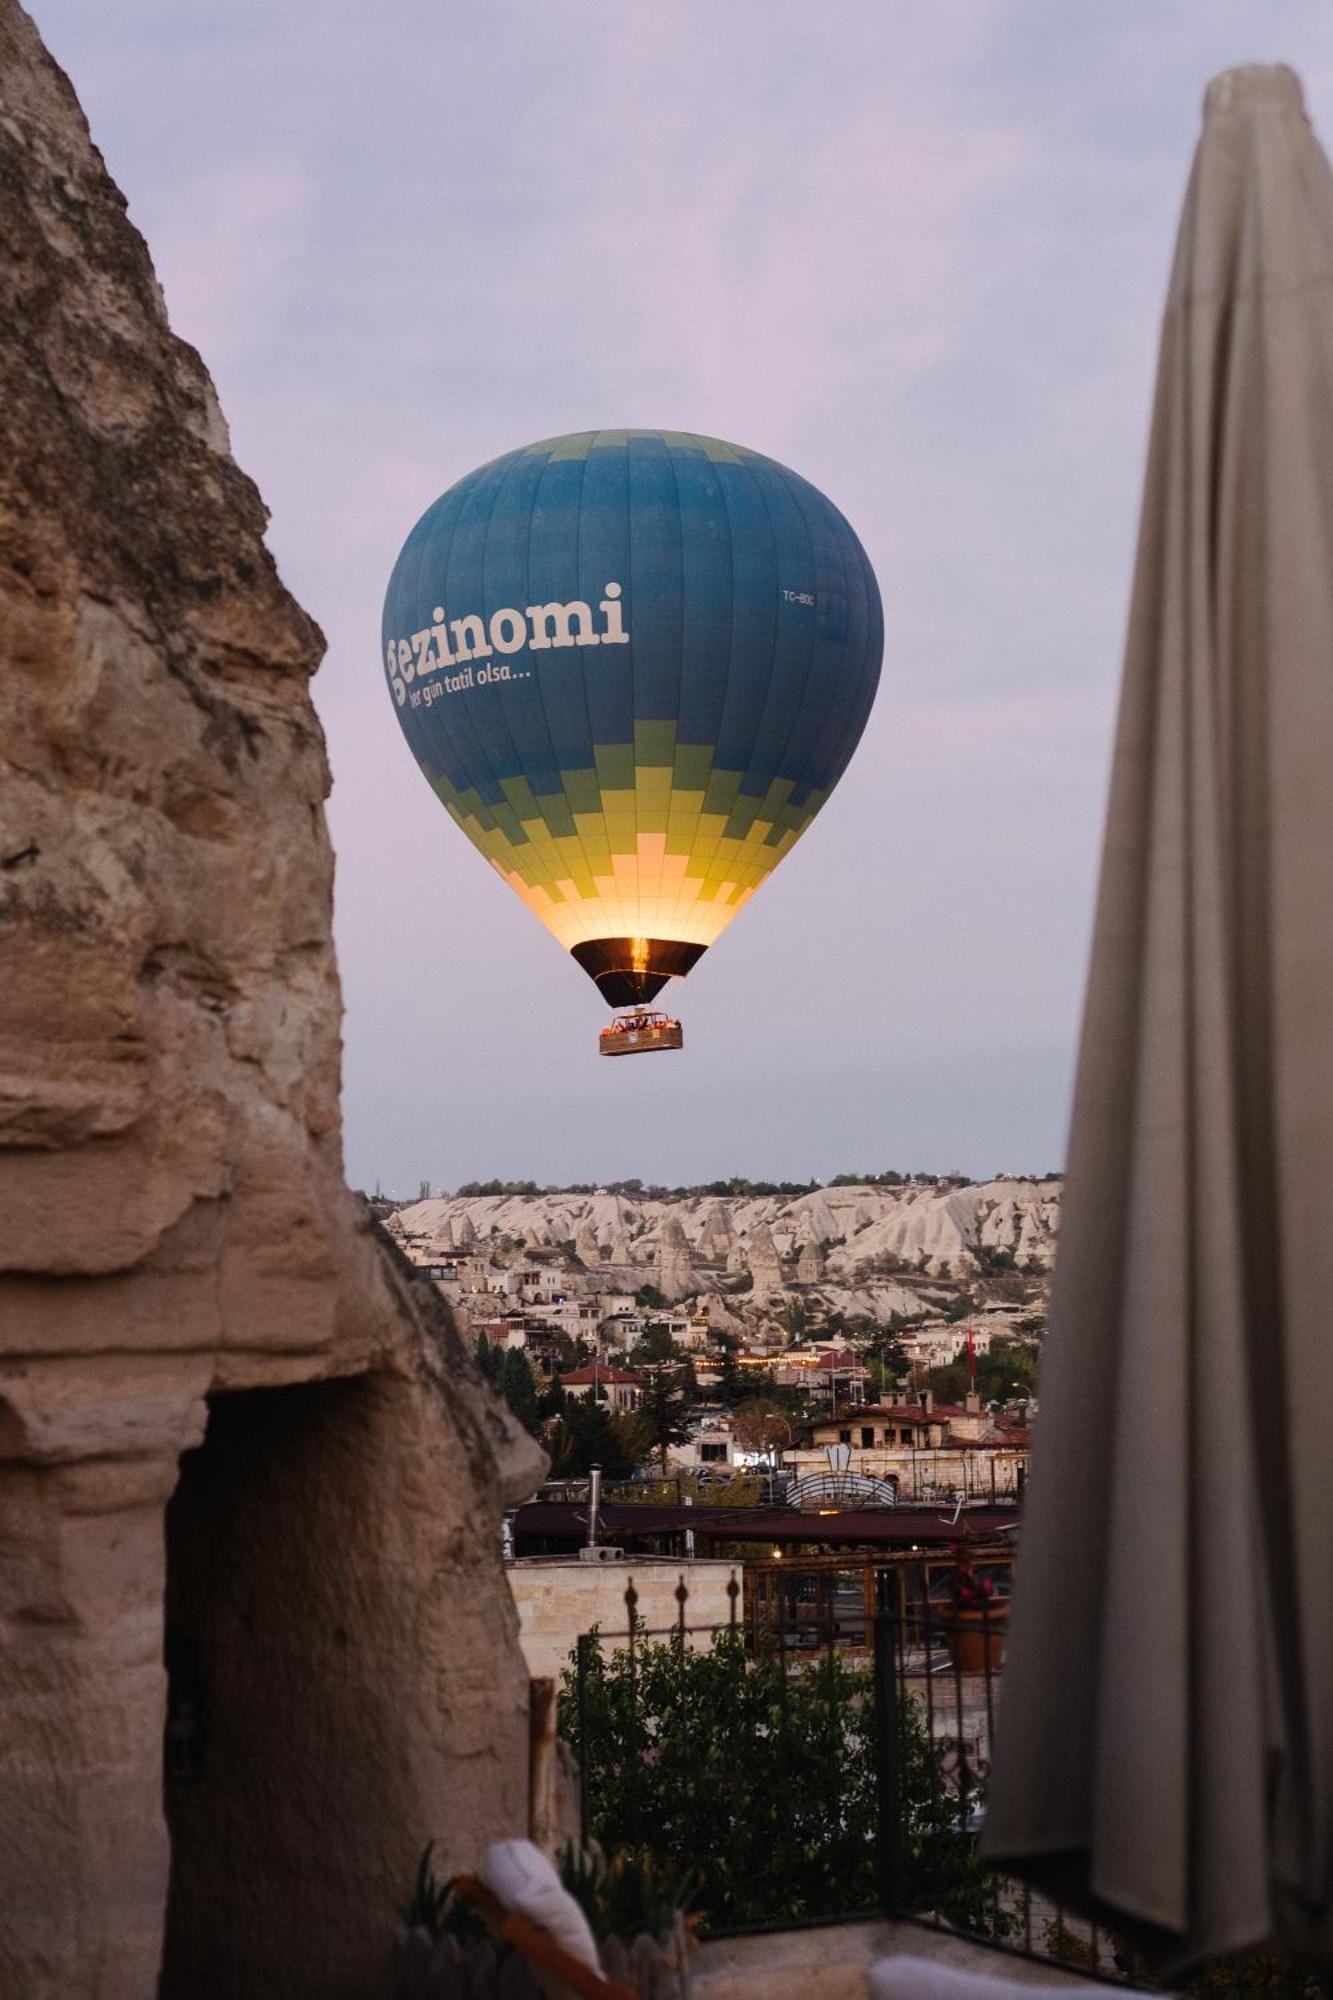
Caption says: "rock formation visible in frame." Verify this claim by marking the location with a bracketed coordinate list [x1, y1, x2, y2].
[796, 1238, 826, 1283]
[655, 1214, 695, 1301]
[695, 1199, 736, 1263]
[394, 1178, 1060, 1294]
[574, 1216, 601, 1265]
[744, 1222, 785, 1297]
[0, 10, 543, 1997]
[609, 1223, 636, 1266]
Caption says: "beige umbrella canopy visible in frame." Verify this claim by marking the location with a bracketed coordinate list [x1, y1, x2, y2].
[982, 64, 1333, 1970]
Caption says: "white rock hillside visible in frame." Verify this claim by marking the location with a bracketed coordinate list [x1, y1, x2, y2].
[393, 1179, 1061, 1321]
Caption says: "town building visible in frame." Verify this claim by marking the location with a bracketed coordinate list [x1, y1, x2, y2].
[600, 1310, 646, 1350]
[558, 1362, 642, 1412]
[784, 1389, 1032, 1502]
[500, 1258, 572, 1303]
[745, 1346, 871, 1403]
[540, 1296, 603, 1338]
[664, 1414, 745, 1477]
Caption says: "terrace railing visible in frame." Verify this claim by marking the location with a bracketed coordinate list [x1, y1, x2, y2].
[561, 1563, 1140, 1985]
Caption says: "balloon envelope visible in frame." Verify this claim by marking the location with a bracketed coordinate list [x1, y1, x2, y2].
[382, 429, 883, 1005]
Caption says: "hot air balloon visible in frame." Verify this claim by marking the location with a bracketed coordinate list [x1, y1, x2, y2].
[381, 429, 882, 1053]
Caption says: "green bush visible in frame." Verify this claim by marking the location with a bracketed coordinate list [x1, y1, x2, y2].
[560, 1627, 1008, 1937]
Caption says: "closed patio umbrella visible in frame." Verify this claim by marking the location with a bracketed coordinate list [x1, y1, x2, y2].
[982, 64, 1333, 1970]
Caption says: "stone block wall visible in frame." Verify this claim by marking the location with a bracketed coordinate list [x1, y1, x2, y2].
[507, 1559, 740, 1680]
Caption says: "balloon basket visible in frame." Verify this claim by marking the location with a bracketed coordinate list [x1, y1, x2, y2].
[598, 1010, 684, 1057]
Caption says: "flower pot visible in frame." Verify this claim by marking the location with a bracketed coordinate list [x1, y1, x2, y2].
[392, 1920, 692, 2000]
[602, 1915, 693, 2000]
[947, 1603, 1008, 1673]
[392, 1927, 541, 2000]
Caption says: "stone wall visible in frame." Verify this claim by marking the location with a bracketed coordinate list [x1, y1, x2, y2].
[0, 5, 544, 1995]
[507, 1558, 740, 1680]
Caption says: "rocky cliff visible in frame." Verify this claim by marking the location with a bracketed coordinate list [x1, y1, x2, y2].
[0, 7, 542, 1996]
[395, 1177, 1060, 1315]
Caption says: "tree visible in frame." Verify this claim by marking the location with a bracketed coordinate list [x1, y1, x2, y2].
[475, 1330, 502, 1384]
[497, 1349, 541, 1436]
[712, 1335, 747, 1408]
[972, 1338, 1039, 1404]
[456, 1178, 542, 1196]
[539, 1374, 567, 1421]
[634, 1368, 692, 1472]
[729, 1397, 793, 1455]
[924, 1363, 970, 1404]
[921, 1338, 1040, 1409]
[866, 1325, 908, 1375]
[548, 1399, 642, 1479]
[631, 1321, 678, 1365]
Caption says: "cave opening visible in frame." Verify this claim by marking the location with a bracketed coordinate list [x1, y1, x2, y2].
[159, 1373, 401, 2000]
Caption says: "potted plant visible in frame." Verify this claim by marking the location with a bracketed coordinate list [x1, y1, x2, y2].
[392, 1845, 536, 2000]
[392, 1842, 696, 2000]
[563, 1845, 696, 2000]
[946, 1546, 1008, 1673]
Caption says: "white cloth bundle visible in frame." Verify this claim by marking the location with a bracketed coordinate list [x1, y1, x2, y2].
[480, 1839, 603, 1975]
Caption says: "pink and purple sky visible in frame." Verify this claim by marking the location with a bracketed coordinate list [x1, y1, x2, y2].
[34, 1, 1333, 1193]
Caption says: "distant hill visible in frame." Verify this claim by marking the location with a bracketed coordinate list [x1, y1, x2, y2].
[391, 1177, 1060, 1323]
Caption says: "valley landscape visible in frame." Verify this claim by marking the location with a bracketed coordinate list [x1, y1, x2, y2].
[388, 1173, 1058, 1360]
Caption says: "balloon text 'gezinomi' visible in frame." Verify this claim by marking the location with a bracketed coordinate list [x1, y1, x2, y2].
[385, 584, 630, 707]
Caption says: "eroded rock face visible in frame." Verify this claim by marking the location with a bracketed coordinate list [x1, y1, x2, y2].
[396, 1176, 1062, 1292]
[744, 1221, 784, 1298]
[654, 1213, 696, 1301]
[0, 6, 543, 1995]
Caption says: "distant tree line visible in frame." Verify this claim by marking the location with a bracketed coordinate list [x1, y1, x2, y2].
[428, 1169, 1064, 1201]
[454, 1179, 544, 1196]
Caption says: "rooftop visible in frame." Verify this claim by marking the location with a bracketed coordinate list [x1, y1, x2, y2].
[559, 1363, 641, 1386]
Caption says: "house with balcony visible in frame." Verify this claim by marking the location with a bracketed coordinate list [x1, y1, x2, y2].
[785, 1388, 1032, 1502]
[500, 1258, 572, 1303]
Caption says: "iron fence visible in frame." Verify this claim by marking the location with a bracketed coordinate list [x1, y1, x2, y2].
[561, 1563, 1140, 1985]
